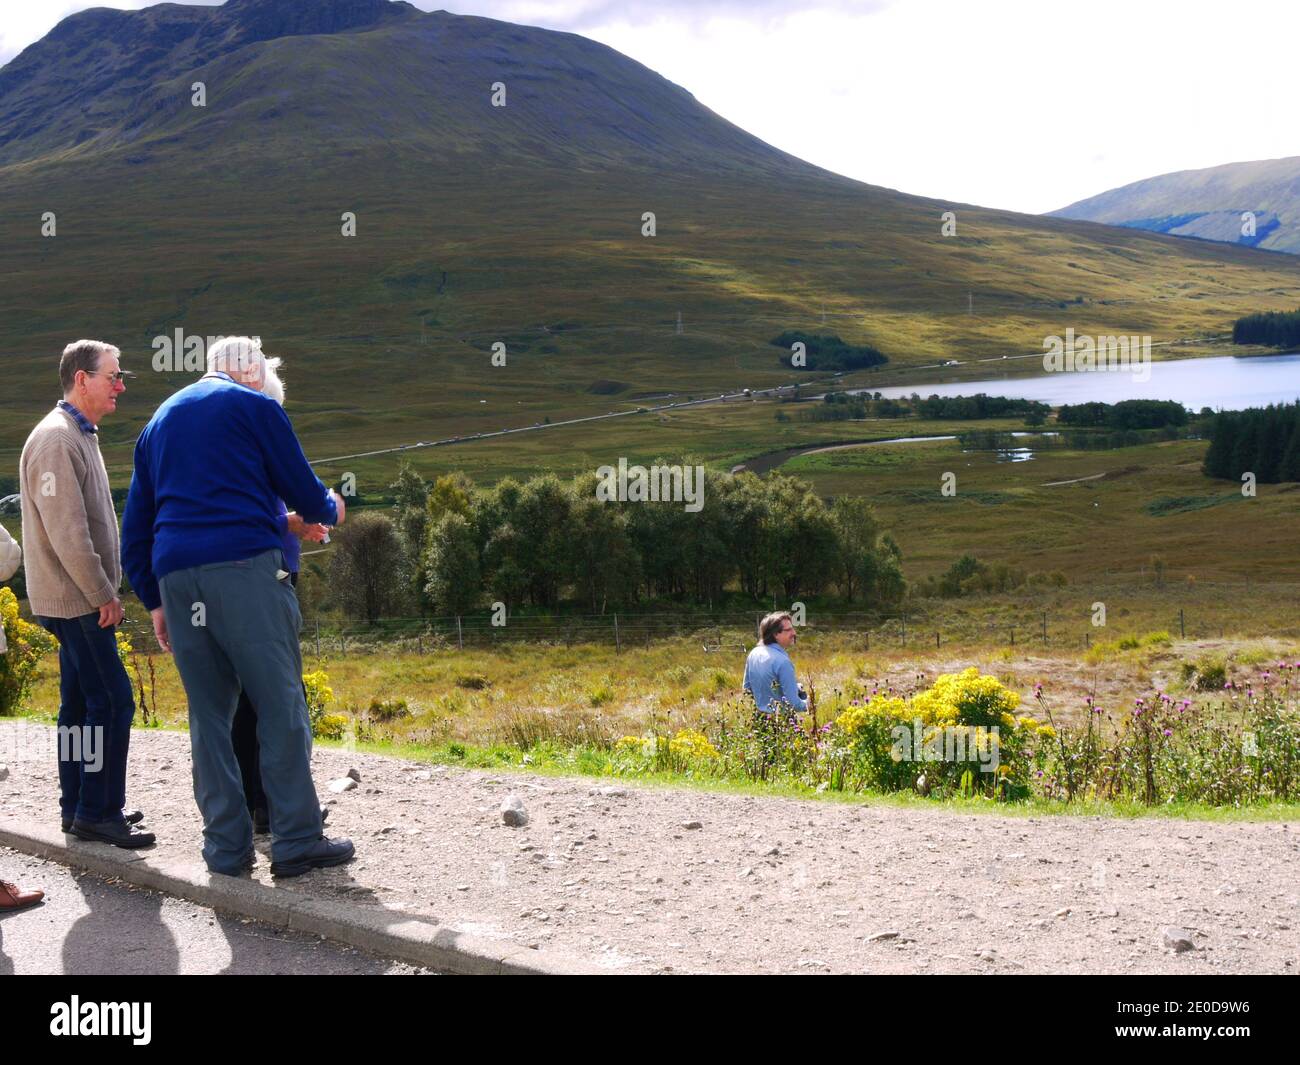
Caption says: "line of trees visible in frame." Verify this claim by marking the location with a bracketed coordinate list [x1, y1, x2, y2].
[772, 331, 888, 372]
[321, 462, 907, 623]
[1202, 401, 1300, 483]
[1233, 308, 1300, 349]
[1056, 399, 1189, 430]
[807, 392, 1050, 424]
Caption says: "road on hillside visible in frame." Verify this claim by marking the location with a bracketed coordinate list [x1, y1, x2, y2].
[307, 335, 1229, 467]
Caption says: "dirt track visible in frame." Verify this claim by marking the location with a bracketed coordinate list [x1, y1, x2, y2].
[2, 721, 1297, 973]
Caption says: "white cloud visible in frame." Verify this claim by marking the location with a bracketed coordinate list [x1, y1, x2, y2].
[0, 0, 1295, 214]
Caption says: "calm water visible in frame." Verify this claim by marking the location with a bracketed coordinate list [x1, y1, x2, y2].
[847, 355, 1300, 411]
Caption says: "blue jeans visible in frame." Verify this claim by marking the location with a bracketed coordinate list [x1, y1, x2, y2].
[160, 549, 321, 875]
[35, 613, 136, 825]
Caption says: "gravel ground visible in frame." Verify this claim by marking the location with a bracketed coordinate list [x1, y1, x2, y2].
[0, 846, 431, 975]
[2, 720, 1297, 974]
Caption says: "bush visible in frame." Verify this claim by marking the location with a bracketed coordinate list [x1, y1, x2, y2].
[0, 588, 55, 716]
[829, 669, 1040, 798]
[316, 713, 350, 741]
[1180, 655, 1227, 691]
[303, 669, 335, 737]
[367, 697, 409, 721]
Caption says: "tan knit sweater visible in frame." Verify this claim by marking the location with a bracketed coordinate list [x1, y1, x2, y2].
[19, 406, 121, 619]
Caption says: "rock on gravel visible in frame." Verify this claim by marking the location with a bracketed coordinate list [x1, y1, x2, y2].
[501, 794, 529, 827]
[682, 820, 703, 830]
[0, 763, 9, 782]
[1162, 927, 1196, 953]
[346, 768, 361, 782]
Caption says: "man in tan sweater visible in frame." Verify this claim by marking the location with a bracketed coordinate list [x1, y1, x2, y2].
[19, 340, 153, 848]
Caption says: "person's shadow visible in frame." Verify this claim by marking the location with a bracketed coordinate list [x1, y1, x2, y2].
[63, 869, 180, 975]
[0, 915, 14, 975]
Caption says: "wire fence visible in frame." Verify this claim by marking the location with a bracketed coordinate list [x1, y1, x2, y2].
[275, 599, 1300, 658]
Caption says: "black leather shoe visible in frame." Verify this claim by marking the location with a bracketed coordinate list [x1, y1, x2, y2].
[69, 818, 156, 849]
[270, 836, 354, 878]
[63, 809, 146, 832]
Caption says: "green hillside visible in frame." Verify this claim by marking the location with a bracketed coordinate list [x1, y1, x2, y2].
[3, 0, 1300, 482]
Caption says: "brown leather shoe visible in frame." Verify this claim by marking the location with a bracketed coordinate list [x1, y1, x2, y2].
[0, 879, 44, 912]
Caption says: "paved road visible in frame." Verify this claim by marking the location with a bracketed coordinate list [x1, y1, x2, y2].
[0, 847, 433, 975]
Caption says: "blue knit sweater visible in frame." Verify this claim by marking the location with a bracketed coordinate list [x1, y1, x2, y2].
[121, 374, 337, 610]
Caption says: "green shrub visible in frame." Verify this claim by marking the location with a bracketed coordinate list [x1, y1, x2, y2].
[368, 697, 410, 720]
[303, 669, 335, 737]
[0, 588, 56, 716]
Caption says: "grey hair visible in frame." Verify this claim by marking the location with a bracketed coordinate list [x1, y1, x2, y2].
[262, 356, 285, 405]
[207, 335, 265, 384]
[60, 339, 120, 394]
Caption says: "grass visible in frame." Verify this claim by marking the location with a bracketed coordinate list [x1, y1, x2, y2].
[14, 703, 1296, 821]
[778, 435, 1300, 582]
[14, 624, 1300, 812]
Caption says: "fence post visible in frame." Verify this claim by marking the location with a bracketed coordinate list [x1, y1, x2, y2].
[1010, 628, 1015, 647]
[901, 615, 906, 646]
[935, 630, 940, 649]
[1179, 608, 1185, 639]
[417, 633, 423, 655]
[613, 613, 621, 652]
[314, 618, 320, 658]
[456, 616, 463, 652]
[865, 630, 870, 653]
[1041, 612, 1048, 645]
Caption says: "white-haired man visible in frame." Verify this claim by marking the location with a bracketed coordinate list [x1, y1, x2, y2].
[121, 336, 353, 877]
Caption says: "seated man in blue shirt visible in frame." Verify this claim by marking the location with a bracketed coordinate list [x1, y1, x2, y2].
[122, 336, 353, 879]
[743, 611, 809, 714]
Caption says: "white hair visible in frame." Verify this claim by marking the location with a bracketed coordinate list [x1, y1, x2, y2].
[262, 356, 285, 405]
[207, 335, 265, 388]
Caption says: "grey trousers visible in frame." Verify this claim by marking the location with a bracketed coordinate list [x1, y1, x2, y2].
[160, 549, 321, 874]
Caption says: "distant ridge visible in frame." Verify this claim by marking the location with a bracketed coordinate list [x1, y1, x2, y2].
[1051, 156, 1300, 255]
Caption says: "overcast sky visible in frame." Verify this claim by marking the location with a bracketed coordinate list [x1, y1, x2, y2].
[1, 0, 1295, 214]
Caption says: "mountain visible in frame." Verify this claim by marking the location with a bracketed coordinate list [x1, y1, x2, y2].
[0, 0, 818, 176]
[1051, 156, 1300, 254]
[2, 0, 1300, 476]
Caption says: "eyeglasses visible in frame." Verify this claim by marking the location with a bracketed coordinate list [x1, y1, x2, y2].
[84, 370, 136, 384]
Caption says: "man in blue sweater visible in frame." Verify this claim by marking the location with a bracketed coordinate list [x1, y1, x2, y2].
[743, 611, 809, 714]
[122, 336, 354, 878]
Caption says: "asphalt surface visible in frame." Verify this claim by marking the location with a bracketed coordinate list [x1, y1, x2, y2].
[0, 847, 434, 975]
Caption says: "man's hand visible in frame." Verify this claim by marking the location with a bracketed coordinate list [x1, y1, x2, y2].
[300, 522, 329, 542]
[329, 489, 347, 525]
[97, 597, 124, 629]
[150, 607, 171, 654]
